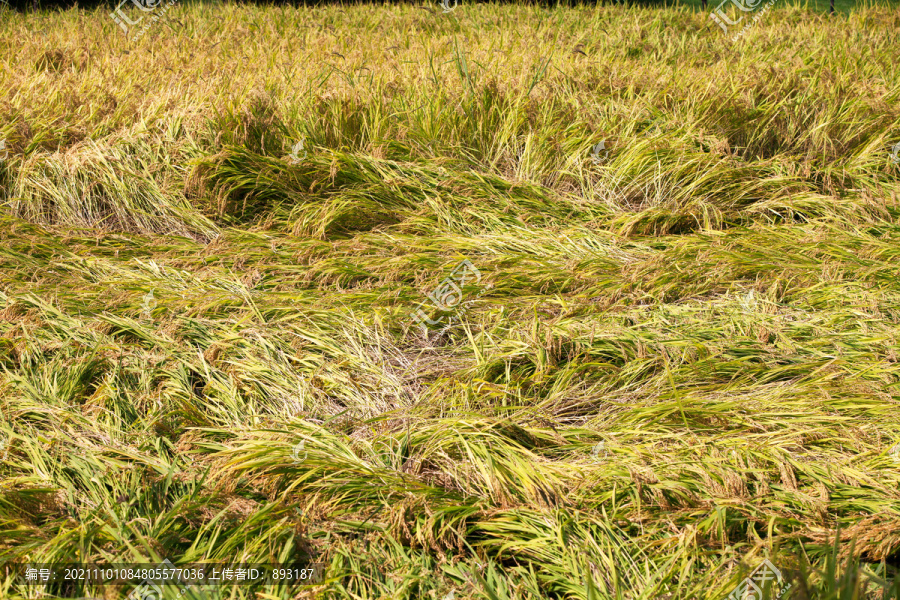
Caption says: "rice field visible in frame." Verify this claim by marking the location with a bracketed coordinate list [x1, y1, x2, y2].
[1, 1, 900, 598]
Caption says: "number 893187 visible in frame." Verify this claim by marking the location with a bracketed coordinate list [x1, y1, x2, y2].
[271, 568, 317, 580]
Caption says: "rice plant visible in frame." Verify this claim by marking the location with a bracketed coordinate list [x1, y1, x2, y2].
[0, 0, 899, 598]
